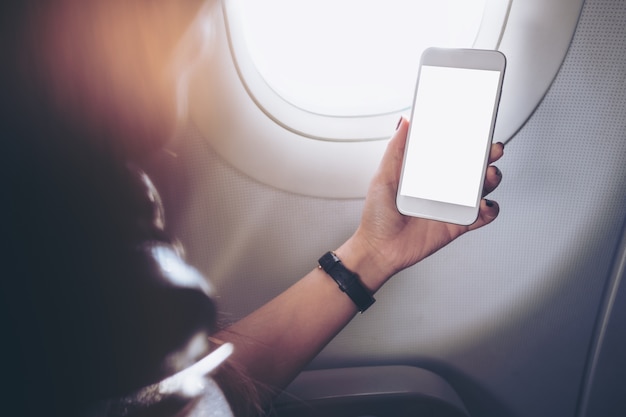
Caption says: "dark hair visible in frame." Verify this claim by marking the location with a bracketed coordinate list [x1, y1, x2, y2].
[4, 148, 220, 415]
[1, 4, 219, 415]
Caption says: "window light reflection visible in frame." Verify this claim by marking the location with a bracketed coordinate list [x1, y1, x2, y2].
[237, 0, 487, 116]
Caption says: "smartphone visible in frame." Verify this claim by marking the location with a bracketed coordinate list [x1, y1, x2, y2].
[396, 47, 506, 225]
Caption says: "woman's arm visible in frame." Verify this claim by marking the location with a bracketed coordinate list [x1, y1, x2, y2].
[214, 117, 504, 410]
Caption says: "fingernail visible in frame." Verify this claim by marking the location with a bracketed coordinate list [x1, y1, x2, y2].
[485, 199, 494, 208]
[396, 117, 403, 130]
[497, 142, 505, 150]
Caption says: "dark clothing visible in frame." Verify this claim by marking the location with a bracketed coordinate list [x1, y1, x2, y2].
[3, 121, 216, 415]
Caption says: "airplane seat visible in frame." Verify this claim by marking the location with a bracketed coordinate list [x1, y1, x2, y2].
[271, 366, 469, 417]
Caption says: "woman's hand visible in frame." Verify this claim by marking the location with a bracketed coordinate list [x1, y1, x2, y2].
[215, 118, 504, 410]
[337, 117, 504, 291]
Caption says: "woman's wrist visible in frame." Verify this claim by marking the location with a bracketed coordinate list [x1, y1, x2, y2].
[333, 234, 395, 294]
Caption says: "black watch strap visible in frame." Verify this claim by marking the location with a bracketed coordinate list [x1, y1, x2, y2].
[318, 251, 376, 313]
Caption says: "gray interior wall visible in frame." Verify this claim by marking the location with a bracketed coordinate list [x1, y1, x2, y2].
[579, 226, 626, 417]
[143, 0, 626, 416]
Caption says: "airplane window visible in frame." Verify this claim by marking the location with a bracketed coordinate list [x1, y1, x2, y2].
[187, 0, 583, 198]
[236, 0, 487, 117]
[220, 0, 509, 141]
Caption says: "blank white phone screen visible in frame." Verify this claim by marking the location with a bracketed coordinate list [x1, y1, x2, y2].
[400, 65, 501, 207]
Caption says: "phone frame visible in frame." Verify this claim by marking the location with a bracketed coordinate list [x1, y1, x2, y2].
[396, 47, 506, 225]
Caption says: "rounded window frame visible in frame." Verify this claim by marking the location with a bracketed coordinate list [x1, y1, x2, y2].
[186, 0, 584, 198]
[221, 0, 511, 142]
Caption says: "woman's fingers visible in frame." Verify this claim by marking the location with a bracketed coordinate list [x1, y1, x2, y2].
[482, 142, 504, 197]
[482, 164, 503, 197]
[468, 198, 500, 231]
[488, 142, 505, 164]
[472, 142, 504, 228]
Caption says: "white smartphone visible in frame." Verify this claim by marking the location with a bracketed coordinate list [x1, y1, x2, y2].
[396, 47, 506, 225]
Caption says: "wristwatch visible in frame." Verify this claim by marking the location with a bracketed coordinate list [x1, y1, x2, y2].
[318, 251, 376, 313]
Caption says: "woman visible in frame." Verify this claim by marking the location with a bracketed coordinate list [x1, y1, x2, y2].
[1, 1, 503, 416]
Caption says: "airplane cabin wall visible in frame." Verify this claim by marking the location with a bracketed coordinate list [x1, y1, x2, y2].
[143, 0, 626, 416]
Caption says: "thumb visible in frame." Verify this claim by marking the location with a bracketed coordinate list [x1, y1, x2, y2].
[380, 116, 409, 180]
